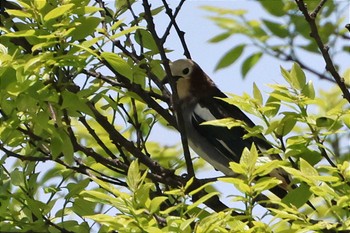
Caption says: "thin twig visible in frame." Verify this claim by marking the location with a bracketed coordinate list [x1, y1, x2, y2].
[310, 0, 327, 18]
[161, 0, 191, 58]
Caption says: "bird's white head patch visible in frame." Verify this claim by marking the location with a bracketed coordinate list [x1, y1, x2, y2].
[169, 59, 195, 79]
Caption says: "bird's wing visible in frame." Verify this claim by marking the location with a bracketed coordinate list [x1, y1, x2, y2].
[190, 96, 291, 198]
[191, 95, 278, 162]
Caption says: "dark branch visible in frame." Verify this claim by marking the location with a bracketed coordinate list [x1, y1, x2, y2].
[142, 0, 195, 177]
[161, 0, 191, 58]
[295, 0, 350, 103]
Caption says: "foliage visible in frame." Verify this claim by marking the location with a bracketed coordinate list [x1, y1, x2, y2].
[0, 0, 349, 232]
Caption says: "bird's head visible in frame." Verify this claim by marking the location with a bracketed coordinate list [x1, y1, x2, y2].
[164, 59, 217, 101]
[169, 59, 195, 81]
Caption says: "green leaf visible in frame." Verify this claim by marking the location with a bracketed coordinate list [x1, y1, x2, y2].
[300, 159, 318, 177]
[61, 91, 94, 116]
[269, 206, 302, 221]
[81, 188, 122, 204]
[187, 192, 220, 211]
[301, 80, 315, 99]
[10, 169, 24, 186]
[139, 6, 165, 18]
[101, 52, 133, 80]
[208, 32, 231, 43]
[60, 130, 74, 164]
[262, 19, 289, 38]
[149, 196, 168, 214]
[290, 63, 306, 90]
[264, 94, 281, 117]
[215, 44, 245, 71]
[254, 160, 285, 177]
[73, 198, 96, 216]
[34, 0, 47, 10]
[201, 6, 246, 16]
[253, 82, 263, 105]
[269, 90, 296, 103]
[51, 133, 63, 159]
[219, 177, 251, 193]
[69, 17, 101, 41]
[127, 160, 141, 191]
[281, 64, 306, 90]
[4, 29, 36, 38]
[134, 29, 159, 52]
[253, 177, 281, 194]
[5, 9, 32, 18]
[188, 181, 214, 196]
[282, 183, 312, 208]
[280, 66, 293, 87]
[229, 162, 246, 174]
[316, 117, 335, 128]
[276, 114, 297, 136]
[240, 144, 258, 175]
[241, 52, 262, 78]
[84, 214, 120, 228]
[110, 25, 140, 40]
[66, 179, 90, 199]
[259, 0, 285, 17]
[44, 4, 75, 21]
[70, 40, 101, 58]
[342, 113, 350, 129]
[201, 117, 238, 129]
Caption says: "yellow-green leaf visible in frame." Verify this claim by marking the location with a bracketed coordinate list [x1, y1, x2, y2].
[6, 9, 32, 18]
[101, 52, 133, 80]
[44, 4, 75, 21]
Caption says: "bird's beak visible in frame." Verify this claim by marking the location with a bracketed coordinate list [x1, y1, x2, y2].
[161, 75, 181, 85]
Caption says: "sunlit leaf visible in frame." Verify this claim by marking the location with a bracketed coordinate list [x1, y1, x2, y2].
[44, 4, 75, 21]
[149, 196, 168, 214]
[300, 159, 318, 177]
[301, 80, 315, 99]
[127, 160, 141, 191]
[253, 82, 263, 105]
[264, 94, 281, 117]
[290, 63, 306, 90]
[101, 52, 133, 80]
[6, 9, 32, 18]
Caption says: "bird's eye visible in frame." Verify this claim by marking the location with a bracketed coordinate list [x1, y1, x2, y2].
[182, 68, 190, 75]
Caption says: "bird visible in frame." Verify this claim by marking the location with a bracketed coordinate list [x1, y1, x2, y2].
[166, 58, 292, 199]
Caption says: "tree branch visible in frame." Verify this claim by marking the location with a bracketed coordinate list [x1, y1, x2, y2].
[295, 0, 350, 103]
[142, 0, 195, 177]
[161, 0, 191, 58]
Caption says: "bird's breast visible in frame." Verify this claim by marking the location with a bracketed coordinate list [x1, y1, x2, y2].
[176, 78, 191, 100]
